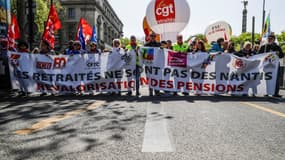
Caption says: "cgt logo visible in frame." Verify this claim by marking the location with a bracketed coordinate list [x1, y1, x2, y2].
[155, 0, 176, 24]
[232, 58, 246, 69]
[53, 57, 67, 69]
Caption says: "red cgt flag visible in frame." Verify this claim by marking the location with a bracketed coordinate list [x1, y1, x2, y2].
[75, 17, 92, 41]
[8, 14, 20, 49]
[42, 5, 61, 49]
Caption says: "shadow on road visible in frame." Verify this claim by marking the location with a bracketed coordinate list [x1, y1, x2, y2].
[1, 93, 283, 104]
[0, 95, 147, 160]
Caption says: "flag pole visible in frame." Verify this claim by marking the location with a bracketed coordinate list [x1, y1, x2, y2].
[251, 16, 255, 46]
[262, 0, 266, 32]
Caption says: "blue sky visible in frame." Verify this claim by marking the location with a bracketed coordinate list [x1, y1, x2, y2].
[108, 0, 285, 38]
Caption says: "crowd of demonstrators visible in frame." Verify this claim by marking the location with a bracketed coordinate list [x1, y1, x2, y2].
[0, 30, 284, 98]
[151, 33, 283, 97]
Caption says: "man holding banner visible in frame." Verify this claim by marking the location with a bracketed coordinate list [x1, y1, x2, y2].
[144, 32, 161, 96]
[126, 35, 141, 96]
[173, 34, 189, 96]
[259, 33, 284, 97]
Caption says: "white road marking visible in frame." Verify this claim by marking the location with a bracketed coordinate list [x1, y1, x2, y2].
[142, 102, 174, 152]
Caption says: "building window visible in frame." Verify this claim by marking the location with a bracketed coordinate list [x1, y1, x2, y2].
[67, 24, 76, 40]
[68, 8, 76, 19]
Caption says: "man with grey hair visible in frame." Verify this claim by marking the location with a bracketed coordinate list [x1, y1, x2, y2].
[259, 32, 284, 97]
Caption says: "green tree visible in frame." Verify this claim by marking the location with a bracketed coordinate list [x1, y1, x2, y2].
[35, 0, 49, 34]
[277, 31, 285, 43]
[11, 0, 17, 14]
[186, 34, 206, 43]
[35, 1, 63, 44]
[277, 31, 285, 53]
[120, 37, 130, 47]
[230, 32, 261, 50]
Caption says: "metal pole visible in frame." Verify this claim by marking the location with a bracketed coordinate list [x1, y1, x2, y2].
[252, 16, 255, 46]
[28, 0, 34, 51]
[262, 0, 266, 31]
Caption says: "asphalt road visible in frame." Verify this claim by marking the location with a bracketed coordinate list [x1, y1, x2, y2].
[0, 90, 284, 160]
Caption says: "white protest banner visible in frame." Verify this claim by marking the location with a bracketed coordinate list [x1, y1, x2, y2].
[8, 48, 279, 96]
[8, 49, 137, 94]
[140, 47, 279, 95]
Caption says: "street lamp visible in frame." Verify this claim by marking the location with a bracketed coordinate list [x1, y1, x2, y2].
[26, 0, 36, 50]
[262, 0, 266, 31]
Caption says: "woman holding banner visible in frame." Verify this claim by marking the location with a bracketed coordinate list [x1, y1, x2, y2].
[194, 40, 206, 53]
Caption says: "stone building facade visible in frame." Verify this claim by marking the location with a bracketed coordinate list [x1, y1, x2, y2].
[59, 0, 123, 48]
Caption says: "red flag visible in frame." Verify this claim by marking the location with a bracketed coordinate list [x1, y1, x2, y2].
[75, 17, 92, 41]
[42, 5, 61, 49]
[7, 14, 20, 49]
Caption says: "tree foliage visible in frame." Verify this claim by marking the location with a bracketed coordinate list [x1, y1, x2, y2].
[35, 0, 49, 34]
[11, 0, 17, 14]
[277, 31, 285, 43]
[277, 31, 285, 53]
[230, 32, 261, 46]
[120, 37, 130, 47]
[186, 34, 206, 42]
